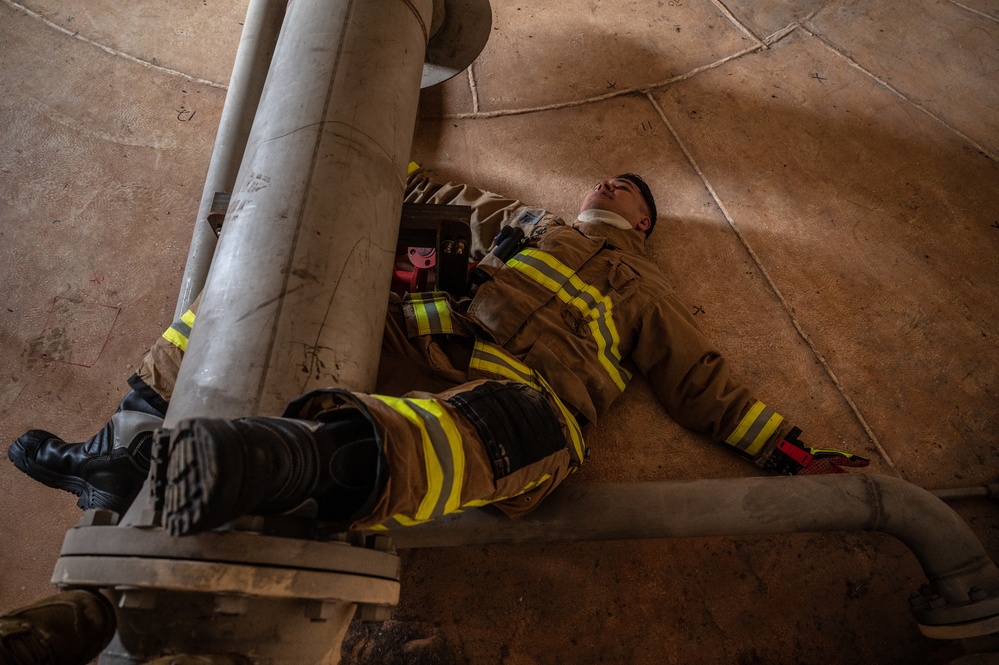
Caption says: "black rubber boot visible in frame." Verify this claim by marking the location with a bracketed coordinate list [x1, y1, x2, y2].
[7, 390, 165, 515]
[0, 589, 117, 665]
[153, 411, 380, 536]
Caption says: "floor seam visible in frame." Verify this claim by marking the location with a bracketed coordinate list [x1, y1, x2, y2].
[467, 65, 481, 114]
[944, 0, 999, 24]
[763, 23, 800, 46]
[801, 22, 998, 162]
[644, 90, 902, 477]
[2, 0, 228, 90]
[440, 45, 764, 120]
[710, 0, 765, 48]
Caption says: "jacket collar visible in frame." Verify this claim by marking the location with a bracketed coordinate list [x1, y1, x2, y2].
[570, 220, 648, 255]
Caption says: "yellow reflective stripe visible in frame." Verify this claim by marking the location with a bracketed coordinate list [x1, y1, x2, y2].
[161, 327, 189, 352]
[507, 254, 565, 292]
[725, 401, 784, 456]
[406, 398, 465, 515]
[413, 300, 432, 336]
[469, 344, 541, 390]
[387, 514, 432, 527]
[726, 401, 764, 446]
[470, 341, 586, 466]
[746, 413, 782, 456]
[372, 395, 465, 522]
[161, 309, 197, 352]
[373, 472, 554, 529]
[373, 396, 443, 522]
[435, 298, 453, 333]
[517, 472, 552, 494]
[808, 447, 856, 459]
[461, 473, 552, 507]
[410, 293, 454, 336]
[368, 512, 451, 530]
[509, 248, 631, 391]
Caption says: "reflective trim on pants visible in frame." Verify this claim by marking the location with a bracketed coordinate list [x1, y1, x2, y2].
[409, 292, 455, 336]
[161, 309, 196, 352]
[370, 395, 465, 526]
[468, 341, 586, 467]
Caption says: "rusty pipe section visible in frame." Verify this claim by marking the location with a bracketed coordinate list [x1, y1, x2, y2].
[174, 0, 287, 319]
[167, 0, 434, 422]
[389, 474, 999, 635]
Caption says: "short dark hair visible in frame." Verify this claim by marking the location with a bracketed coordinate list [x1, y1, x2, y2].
[616, 173, 657, 237]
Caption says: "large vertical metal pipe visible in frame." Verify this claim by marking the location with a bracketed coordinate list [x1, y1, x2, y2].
[166, 0, 434, 423]
[173, 0, 287, 319]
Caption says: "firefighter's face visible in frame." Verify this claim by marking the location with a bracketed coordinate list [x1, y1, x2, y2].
[580, 178, 652, 232]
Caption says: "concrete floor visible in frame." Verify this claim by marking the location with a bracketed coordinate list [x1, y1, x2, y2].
[1, 0, 997, 663]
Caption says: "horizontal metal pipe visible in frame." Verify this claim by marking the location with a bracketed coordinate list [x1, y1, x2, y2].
[932, 483, 999, 502]
[389, 474, 999, 608]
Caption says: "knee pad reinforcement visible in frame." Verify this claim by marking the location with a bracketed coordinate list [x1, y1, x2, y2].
[446, 381, 563, 479]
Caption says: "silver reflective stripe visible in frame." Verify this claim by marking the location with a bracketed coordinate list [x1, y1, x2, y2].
[509, 249, 631, 390]
[170, 318, 192, 339]
[724, 401, 784, 456]
[406, 399, 457, 520]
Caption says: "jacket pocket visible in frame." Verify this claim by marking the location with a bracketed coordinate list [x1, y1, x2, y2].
[524, 334, 598, 426]
[467, 265, 558, 345]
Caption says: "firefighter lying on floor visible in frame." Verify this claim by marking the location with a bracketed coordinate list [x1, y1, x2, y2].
[8, 167, 869, 536]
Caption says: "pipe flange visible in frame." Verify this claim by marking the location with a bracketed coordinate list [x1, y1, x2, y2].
[912, 589, 999, 639]
[60, 522, 399, 580]
[422, 0, 492, 88]
[53, 556, 399, 605]
[917, 613, 999, 640]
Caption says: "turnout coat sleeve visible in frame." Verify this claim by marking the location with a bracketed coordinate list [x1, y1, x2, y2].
[629, 290, 792, 463]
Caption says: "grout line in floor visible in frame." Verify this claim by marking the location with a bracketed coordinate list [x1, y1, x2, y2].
[644, 90, 902, 476]
[801, 23, 998, 162]
[710, 0, 766, 48]
[944, 0, 999, 24]
[442, 45, 764, 120]
[2, 0, 228, 90]
[467, 65, 481, 114]
[763, 23, 800, 46]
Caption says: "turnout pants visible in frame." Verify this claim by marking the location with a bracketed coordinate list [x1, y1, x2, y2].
[130, 297, 582, 531]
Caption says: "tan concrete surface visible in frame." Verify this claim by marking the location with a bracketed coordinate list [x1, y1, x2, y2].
[1, 0, 997, 663]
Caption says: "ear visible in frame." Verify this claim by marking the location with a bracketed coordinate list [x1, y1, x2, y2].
[635, 215, 652, 233]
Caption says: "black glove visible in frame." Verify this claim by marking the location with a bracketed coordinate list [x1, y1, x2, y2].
[764, 427, 870, 475]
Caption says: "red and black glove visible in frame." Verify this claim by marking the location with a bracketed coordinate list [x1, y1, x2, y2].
[764, 427, 870, 475]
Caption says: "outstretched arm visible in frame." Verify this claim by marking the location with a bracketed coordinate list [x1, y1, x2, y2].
[631, 292, 868, 474]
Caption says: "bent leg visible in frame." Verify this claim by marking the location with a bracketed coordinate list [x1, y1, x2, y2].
[288, 379, 576, 529]
[133, 295, 200, 407]
[154, 380, 577, 535]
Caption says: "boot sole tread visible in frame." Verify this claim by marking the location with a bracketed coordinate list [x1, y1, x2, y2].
[162, 421, 222, 536]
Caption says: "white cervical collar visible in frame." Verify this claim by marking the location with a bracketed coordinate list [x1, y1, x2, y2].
[576, 208, 634, 230]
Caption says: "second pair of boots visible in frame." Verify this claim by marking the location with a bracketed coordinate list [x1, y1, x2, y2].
[8, 389, 383, 535]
